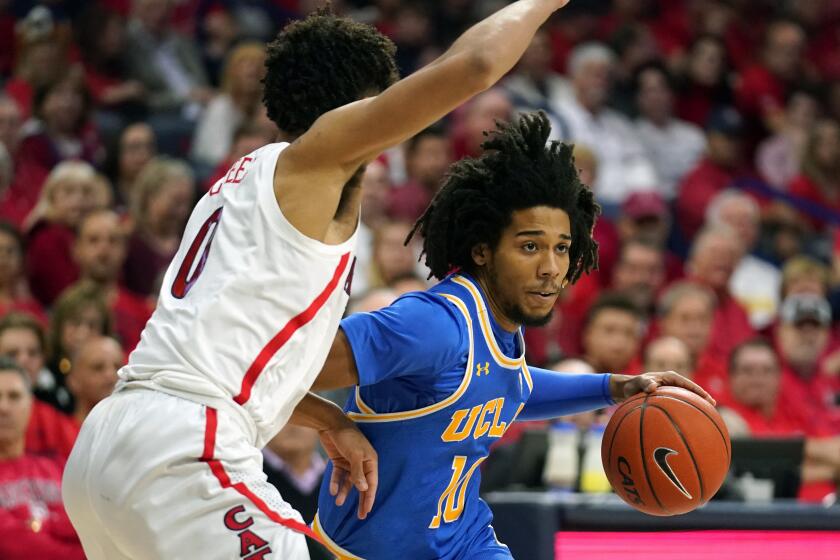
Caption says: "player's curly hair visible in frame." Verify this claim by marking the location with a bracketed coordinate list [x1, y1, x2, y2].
[263, 4, 399, 137]
[408, 111, 600, 284]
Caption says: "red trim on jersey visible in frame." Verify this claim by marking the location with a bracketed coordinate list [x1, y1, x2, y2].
[233, 252, 351, 405]
[201, 406, 323, 543]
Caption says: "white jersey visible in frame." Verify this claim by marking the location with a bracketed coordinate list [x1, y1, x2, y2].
[120, 143, 357, 447]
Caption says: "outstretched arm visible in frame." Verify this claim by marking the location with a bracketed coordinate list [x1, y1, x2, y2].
[276, 0, 573, 240]
[519, 369, 716, 421]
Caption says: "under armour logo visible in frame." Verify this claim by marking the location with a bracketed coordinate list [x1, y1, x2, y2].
[653, 447, 693, 499]
[475, 362, 490, 376]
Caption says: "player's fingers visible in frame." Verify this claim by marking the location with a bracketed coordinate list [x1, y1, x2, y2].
[336, 469, 354, 507]
[329, 466, 345, 497]
[662, 371, 716, 406]
[349, 452, 369, 493]
[358, 459, 378, 519]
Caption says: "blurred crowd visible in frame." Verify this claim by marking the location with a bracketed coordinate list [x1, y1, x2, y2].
[1, 0, 840, 556]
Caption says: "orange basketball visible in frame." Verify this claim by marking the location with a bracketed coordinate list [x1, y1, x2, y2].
[601, 386, 731, 516]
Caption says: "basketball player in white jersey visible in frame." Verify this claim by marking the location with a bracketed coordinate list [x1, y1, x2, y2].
[62, 2, 575, 558]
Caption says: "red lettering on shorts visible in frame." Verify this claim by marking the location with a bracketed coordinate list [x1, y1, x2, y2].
[224, 506, 254, 531]
[224, 505, 273, 558]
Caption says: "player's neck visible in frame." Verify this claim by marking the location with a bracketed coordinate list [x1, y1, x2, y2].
[0, 439, 23, 460]
[473, 273, 519, 333]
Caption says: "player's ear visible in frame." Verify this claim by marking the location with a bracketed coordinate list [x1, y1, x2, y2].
[471, 243, 490, 267]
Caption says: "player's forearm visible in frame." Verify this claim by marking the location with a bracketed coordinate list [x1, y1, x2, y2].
[442, 0, 568, 86]
[518, 368, 614, 421]
[288, 392, 352, 432]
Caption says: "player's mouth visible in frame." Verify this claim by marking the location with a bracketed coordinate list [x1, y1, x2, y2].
[527, 290, 559, 303]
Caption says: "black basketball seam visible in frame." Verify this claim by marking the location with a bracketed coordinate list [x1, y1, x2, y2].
[653, 395, 731, 462]
[649, 404, 706, 503]
[606, 404, 642, 466]
[639, 395, 668, 514]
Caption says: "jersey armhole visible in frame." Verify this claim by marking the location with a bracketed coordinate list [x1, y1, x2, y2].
[349, 293, 475, 423]
[258, 143, 357, 256]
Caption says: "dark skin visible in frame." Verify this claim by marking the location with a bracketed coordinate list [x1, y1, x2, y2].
[306, 206, 715, 515]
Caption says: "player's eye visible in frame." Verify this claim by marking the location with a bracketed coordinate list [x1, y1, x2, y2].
[556, 244, 569, 254]
[522, 242, 537, 252]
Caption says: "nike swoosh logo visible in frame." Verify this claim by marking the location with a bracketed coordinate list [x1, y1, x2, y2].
[653, 447, 693, 499]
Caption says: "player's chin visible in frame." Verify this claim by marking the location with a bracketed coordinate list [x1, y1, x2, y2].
[518, 306, 554, 328]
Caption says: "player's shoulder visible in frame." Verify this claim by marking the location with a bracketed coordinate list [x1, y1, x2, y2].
[391, 289, 468, 336]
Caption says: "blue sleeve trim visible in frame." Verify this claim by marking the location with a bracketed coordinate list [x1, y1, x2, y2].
[518, 368, 615, 421]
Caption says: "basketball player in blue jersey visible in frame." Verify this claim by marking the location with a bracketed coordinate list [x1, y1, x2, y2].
[305, 112, 715, 559]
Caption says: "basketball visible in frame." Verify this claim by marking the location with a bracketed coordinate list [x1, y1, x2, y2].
[601, 386, 731, 516]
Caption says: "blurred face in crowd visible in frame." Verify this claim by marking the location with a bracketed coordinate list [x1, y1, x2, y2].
[519, 29, 553, 80]
[637, 67, 673, 125]
[50, 179, 87, 227]
[465, 90, 512, 154]
[645, 336, 693, 376]
[99, 13, 128, 58]
[729, 345, 781, 412]
[660, 291, 714, 357]
[146, 177, 193, 236]
[68, 337, 122, 413]
[24, 41, 65, 89]
[42, 79, 84, 134]
[687, 231, 742, 292]
[74, 211, 126, 283]
[0, 98, 22, 153]
[786, 91, 818, 131]
[764, 22, 805, 81]
[617, 213, 669, 246]
[715, 195, 760, 251]
[0, 230, 22, 288]
[230, 51, 266, 98]
[574, 58, 613, 112]
[119, 124, 156, 183]
[812, 120, 840, 170]
[407, 134, 451, 190]
[360, 161, 391, 228]
[583, 308, 641, 372]
[0, 328, 44, 385]
[134, 0, 172, 34]
[0, 370, 31, 454]
[707, 131, 743, 169]
[474, 207, 571, 329]
[776, 319, 830, 376]
[61, 304, 107, 359]
[689, 37, 725, 87]
[612, 242, 665, 312]
[373, 221, 416, 286]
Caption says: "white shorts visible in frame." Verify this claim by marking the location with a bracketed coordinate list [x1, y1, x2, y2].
[62, 388, 312, 560]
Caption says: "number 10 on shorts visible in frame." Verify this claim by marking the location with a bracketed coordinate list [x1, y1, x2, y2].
[429, 455, 486, 529]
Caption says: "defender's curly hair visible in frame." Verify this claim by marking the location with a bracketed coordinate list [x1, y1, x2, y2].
[263, 5, 399, 137]
[408, 111, 600, 284]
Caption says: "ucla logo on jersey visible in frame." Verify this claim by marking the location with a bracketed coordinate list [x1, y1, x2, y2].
[440, 397, 508, 442]
[475, 362, 490, 376]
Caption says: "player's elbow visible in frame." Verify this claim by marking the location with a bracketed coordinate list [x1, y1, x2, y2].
[464, 52, 497, 91]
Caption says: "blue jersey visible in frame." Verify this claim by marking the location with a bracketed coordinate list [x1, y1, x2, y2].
[314, 274, 532, 559]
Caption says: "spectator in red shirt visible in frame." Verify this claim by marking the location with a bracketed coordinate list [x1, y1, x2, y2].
[676, 106, 751, 241]
[685, 225, 756, 360]
[0, 313, 70, 413]
[388, 126, 452, 223]
[773, 294, 840, 434]
[717, 338, 840, 502]
[581, 292, 645, 375]
[16, 73, 104, 176]
[47, 283, 113, 380]
[735, 19, 807, 140]
[615, 191, 683, 282]
[657, 280, 728, 400]
[71, 210, 151, 351]
[673, 35, 732, 127]
[123, 158, 194, 297]
[107, 122, 157, 210]
[0, 357, 85, 560]
[65, 336, 122, 427]
[788, 118, 840, 231]
[25, 161, 111, 307]
[0, 96, 37, 228]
